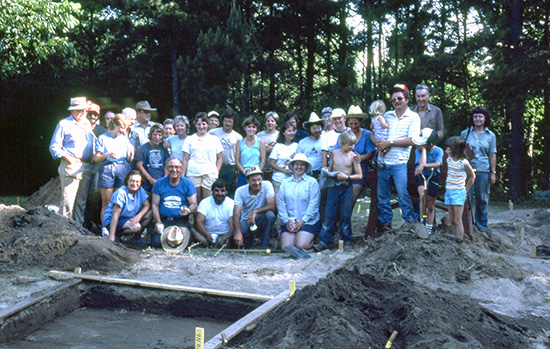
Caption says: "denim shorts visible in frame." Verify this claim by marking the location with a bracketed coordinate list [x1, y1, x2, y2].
[280, 220, 321, 236]
[98, 162, 127, 188]
[416, 173, 440, 197]
[445, 188, 466, 206]
[106, 217, 130, 234]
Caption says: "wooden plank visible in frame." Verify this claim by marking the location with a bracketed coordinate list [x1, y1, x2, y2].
[49, 270, 273, 302]
[204, 290, 290, 349]
[0, 279, 81, 320]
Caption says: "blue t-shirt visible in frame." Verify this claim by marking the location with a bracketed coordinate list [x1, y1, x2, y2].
[103, 186, 149, 227]
[335, 128, 376, 172]
[152, 176, 197, 218]
[414, 145, 444, 176]
[135, 142, 170, 191]
[296, 137, 326, 171]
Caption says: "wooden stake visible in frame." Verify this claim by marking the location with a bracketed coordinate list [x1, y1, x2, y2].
[195, 327, 204, 349]
[508, 200, 513, 211]
[385, 330, 398, 348]
[289, 281, 295, 297]
[49, 270, 273, 302]
[520, 227, 525, 241]
[338, 240, 344, 251]
[73, 267, 82, 274]
[356, 204, 361, 214]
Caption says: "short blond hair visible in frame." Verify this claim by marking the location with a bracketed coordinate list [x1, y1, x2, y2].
[369, 100, 386, 116]
[339, 130, 357, 145]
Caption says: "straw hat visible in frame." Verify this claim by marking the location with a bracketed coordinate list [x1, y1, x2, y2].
[288, 153, 312, 174]
[331, 108, 346, 118]
[302, 112, 325, 129]
[161, 226, 190, 253]
[345, 105, 368, 119]
[68, 97, 88, 111]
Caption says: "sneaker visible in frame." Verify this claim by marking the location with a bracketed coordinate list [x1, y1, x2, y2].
[312, 242, 328, 252]
[101, 227, 109, 239]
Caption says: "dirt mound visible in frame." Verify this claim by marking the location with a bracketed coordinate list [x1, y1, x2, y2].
[22, 177, 61, 209]
[0, 205, 139, 273]
[240, 267, 546, 348]
[236, 223, 550, 348]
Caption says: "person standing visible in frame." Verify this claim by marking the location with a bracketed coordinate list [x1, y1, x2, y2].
[297, 112, 326, 179]
[135, 124, 170, 192]
[460, 106, 497, 232]
[209, 108, 243, 197]
[235, 116, 266, 188]
[133, 101, 157, 144]
[257, 111, 280, 182]
[374, 84, 421, 234]
[164, 115, 190, 161]
[411, 84, 444, 141]
[50, 97, 95, 226]
[181, 112, 223, 202]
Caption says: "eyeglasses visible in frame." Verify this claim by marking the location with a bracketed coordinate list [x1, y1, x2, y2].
[392, 97, 405, 102]
[139, 110, 152, 114]
[167, 165, 182, 169]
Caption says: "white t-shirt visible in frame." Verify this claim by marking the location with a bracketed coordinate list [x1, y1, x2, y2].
[270, 142, 298, 183]
[323, 128, 348, 151]
[182, 133, 223, 176]
[209, 128, 242, 166]
[197, 196, 234, 235]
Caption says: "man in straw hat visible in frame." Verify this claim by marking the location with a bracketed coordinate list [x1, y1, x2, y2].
[50, 97, 95, 226]
[233, 166, 276, 249]
[151, 157, 197, 248]
[134, 100, 157, 144]
[374, 84, 421, 236]
[297, 112, 326, 179]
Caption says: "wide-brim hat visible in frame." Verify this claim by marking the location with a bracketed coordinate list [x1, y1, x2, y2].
[161, 226, 190, 253]
[245, 166, 263, 178]
[68, 97, 88, 111]
[331, 108, 346, 119]
[135, 100, 157, 111]
[302, 112, 325, 129]
[412, 128, 439, 145]
[289, 153, 312, 174]
[345, 105, 368, 119]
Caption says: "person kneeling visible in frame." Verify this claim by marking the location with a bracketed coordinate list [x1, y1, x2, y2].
[278, 153, 321, 250]
[103, 170, 151, 242]
[194, 179, 235, 247]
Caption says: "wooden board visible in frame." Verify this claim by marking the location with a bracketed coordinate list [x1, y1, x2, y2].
[49, 270, 273, 302]
[204, 290, 290, 349]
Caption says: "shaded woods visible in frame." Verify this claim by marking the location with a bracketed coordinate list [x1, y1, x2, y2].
[1, 0, 549, 201]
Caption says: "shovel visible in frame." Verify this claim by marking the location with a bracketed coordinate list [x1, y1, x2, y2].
[283, 246, 312, 260]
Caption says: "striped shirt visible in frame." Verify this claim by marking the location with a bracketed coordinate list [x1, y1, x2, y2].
[446, 157, 468, 190]
[380, 108, 421, 165]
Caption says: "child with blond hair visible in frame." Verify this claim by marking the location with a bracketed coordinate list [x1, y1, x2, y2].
[369, 100, 388, 141]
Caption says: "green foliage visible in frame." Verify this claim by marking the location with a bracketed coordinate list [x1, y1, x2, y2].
[0, 0, 81, 78]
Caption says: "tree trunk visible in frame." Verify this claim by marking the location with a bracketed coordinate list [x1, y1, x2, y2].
[171, 19, 180, 115]
[507, 0, 524, 201]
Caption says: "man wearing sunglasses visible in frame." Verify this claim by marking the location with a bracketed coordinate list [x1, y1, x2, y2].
[373, 84, 421, 236]
[134, 100, 158, 144]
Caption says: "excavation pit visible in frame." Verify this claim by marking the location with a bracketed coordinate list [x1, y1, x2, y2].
[0, 276, 270, 348]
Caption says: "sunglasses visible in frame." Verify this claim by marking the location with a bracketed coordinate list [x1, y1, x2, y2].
[392, 97, 405, 102]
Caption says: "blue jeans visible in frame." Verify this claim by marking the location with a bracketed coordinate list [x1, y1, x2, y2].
[469, 172, 490, 231]
[240, 211, 276, 249]
[377, 163, 418, 225]
[318, 183, 354, 247]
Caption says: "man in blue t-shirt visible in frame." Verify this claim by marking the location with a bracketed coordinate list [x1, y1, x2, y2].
[136, 124, 170, 192]
[151, 157, 197, 247]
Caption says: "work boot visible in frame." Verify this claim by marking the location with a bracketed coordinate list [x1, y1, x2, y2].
[374, 223, 392, 241]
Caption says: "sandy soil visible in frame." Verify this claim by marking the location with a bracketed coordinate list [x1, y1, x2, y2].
[1, 186, 549, 347]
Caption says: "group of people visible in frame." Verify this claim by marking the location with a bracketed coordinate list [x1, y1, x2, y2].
[49, 86, 497, 252]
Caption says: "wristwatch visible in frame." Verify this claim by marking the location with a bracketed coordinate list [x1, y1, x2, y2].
[390, 140, 394, 147]
[491, 170, 496, 174]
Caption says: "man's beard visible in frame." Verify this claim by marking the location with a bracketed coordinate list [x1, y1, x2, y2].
[214, 197, 225, 205]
